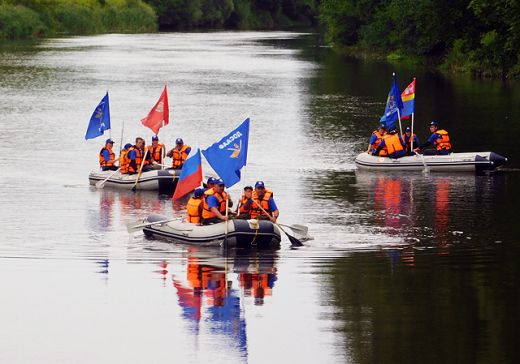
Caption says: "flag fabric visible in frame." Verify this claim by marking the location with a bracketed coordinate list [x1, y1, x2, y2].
[172, 148, 203, 201]
[401, 78, 416, 119]
[380, 74, 404, 130]
[202, 118, 250, 188]
[85, 92, 110, 140]
[141, 85, 169, 134]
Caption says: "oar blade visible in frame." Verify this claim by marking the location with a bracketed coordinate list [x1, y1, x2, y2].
[285, 232, 303, 247]
[95, 180, 105, 189]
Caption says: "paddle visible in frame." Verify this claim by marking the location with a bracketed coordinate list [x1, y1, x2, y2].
[132, 149, 149, 192]
[95, 168, 120, 189]
[414, 150, 430, 174]
[126, 217, 180, 234]
[251, 200, 303, 247]
[223, 198, 230, 247]
[277, 223, 309, 239]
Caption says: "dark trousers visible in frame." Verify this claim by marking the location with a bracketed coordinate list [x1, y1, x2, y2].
[101, 166, 118, 171]
[202, 217, 222, 225]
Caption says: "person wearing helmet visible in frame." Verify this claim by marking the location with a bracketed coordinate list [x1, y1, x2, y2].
[186, 188, 205, 225]
[235, 186, 254, 220]
[415, 121, 452, 155]
[367, 124, 388, 156]
[403, 126, 420, 155]
[375, 129, 406, 159]
[250, 181, 279, 222]
[99, 138, 118, 171]
[119, 143, 133, 174]
[167, 138, 191, 169]
[201, 178, 233, 225]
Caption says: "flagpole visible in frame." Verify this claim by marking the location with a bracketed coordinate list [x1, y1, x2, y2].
[119, 120, 125, 154]
[411, 113, 415, 151]
[397, 108, 403, 136]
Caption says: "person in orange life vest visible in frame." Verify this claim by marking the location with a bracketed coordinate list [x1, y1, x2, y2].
[119, 143, 132, 174]
[186, 188, 205, 225]
[201, 179, 233, 225]
[374, 129, 406, 159]
[99, 138, 118, 171]
[415, 121, 452, 155]
[127, 137, 153, 174]
[148, 135, 165, 167]
[236, 186, 253, 220]
[167, 138, 192, 169]
[250, 181, 279, 223]
[403, 126, 420, 155]
[204, 177, 216, 191]
[367, 124, 387, 155]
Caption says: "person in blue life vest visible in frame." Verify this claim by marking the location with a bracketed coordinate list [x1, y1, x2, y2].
[367, 124, 387, 156]
[374, 129, 406, 159]
[250, 181, 279, 223]
[99, 138, 118, 171]
[415, 121, 452, 155]
[201, 178, 234, 225]
[403, 126, 420, 155]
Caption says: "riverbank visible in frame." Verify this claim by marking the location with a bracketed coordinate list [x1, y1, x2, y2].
[0, 0, 157, 40]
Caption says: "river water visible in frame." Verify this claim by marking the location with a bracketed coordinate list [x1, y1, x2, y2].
[0, 32, 519, 363]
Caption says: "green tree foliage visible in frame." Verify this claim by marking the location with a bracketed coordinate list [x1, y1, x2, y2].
[319, 0, 520, 78]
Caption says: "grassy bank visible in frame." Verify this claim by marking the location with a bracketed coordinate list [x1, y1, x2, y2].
[0, 0, 157, 40]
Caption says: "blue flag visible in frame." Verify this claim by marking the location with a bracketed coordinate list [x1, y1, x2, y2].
[202, 118, 249, 188]
[380, 74, 403, 130]
[85, 92, 111, 140]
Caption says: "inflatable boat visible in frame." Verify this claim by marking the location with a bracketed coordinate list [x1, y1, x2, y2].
[89, 169, 180, 192]
[354, 151, 507, 172]
[141, 214, 282, 248]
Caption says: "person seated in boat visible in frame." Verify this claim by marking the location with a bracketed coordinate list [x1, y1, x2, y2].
[235, 186, 254, 220]
[374, 129, 406, 159]
[367, 124, 387, 156]
[403, 126, 420, 155]
[414, 121, 452, 155]
[201, 179, 233, 225]
[204, 177, 216, 191]
[119, 143, 132, 174]
[99, 138, 118, 171]
[167, 138, 191, 169]
[186, 188, 205, 225]
[127, 137, 153, 174]
[250, 181, 279, 223]
[147, 135, 165, 168]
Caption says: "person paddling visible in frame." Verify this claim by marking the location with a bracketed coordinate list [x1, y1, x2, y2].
[236, 186, 253, 220]
[201, 179, 233, 225]
[415, 121, 452, 155]
[403, 126, 420, 155]
[127, 137, 152, 174]
[367, 124, 387, 156]
[99, 138, 118, 171]
[250, 181, 279, 223]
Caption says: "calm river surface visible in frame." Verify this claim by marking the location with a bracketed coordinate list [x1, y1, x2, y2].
[1, 32, 519, 363]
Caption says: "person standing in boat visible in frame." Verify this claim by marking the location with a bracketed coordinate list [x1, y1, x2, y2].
[201, 179, 233, 225]
[415, 121, 452, 155]
[236, 186, 254, 220]
[99, 138, 118, 171]
[127, 137, 153, 174]
[250, 181, 279, 223]
[403, 126, 420, 155]
[374, 129, 406, 159]
[148, 135, 165, 168]
[119, 143, 132, 174]
[167, 138, 191, 169]
[186, 188, 205, 225]
[367, 124, 387, 156]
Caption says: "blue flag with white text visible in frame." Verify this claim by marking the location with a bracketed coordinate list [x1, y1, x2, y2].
[380, 75, 403, 130]
[85, 92, 111, 140]
[202, 118, 249, 188]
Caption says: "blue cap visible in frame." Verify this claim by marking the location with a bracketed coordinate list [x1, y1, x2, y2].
[405, 126, 411, 132]
[379, 123, 387, 130]
[176, 138, 183, 145]
[152, 135, 159, 141]
[430, 121, 439, 127]
[194, 188, 204, 197]
[255, 181, 265, 188]
[207, 177, 215, 185]
[214, 178, 225, 186]
[124, 143, 132, 149]
[106, 138, 114, 144]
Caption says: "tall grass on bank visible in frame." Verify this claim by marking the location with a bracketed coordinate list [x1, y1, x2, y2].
[0, 0, 157, 40]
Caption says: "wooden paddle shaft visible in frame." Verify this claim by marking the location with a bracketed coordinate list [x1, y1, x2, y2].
[132, 148, 149, 189]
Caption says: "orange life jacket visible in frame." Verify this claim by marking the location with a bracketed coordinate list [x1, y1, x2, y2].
[148, 143, 164, 163]
[239, 195, 251, 214]
[250, 189, 273, 219]
[119, 149, 130, 174]
[404, 133, 418, 151]
[127, 146, 144, 173]
[172, 145, 190, 169]
[202, 188, 228, 220]
[385, 133, 404, 155]
[99, 146, 115, 167]
[371, 130, 385, 150]
[186, 197, 203, 224]
[434, 129, 451, 151]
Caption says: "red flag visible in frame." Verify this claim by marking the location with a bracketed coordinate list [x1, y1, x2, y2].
[141, 85, 169, 134]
